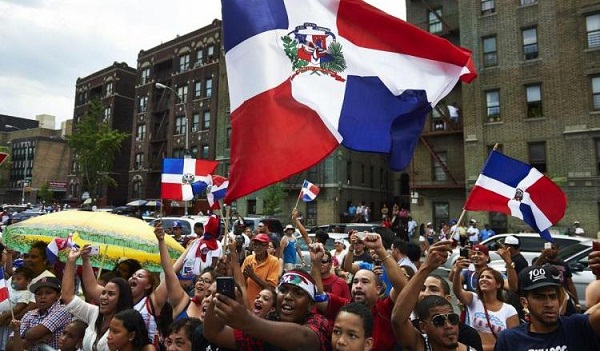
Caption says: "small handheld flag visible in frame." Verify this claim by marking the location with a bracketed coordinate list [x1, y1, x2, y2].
[46, 233, 74, 264]
[300, 180, 320, 202]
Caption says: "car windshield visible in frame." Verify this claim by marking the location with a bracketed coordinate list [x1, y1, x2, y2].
[557, 243, 590, 260]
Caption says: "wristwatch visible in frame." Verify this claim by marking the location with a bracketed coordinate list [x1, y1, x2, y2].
[314, 293, 329, 302]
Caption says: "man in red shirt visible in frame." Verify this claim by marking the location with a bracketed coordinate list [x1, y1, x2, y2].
[321, 251, 351, 299]
[311, 232, 407, 351]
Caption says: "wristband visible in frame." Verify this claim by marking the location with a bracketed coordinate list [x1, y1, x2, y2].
[314, 293, 329, 303]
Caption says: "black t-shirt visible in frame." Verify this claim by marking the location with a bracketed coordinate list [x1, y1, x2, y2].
[511, 253, 528, 274]
[348, 251, 373, 264]
[193, 325, 235, 351]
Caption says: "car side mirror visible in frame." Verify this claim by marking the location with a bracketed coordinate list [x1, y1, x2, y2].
[569, 262, 585, 272]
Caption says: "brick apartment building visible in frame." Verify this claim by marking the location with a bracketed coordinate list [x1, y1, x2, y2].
[406, 0, 600, 235]
[128, 19, 224, 214]
[69, 62, 136, 206]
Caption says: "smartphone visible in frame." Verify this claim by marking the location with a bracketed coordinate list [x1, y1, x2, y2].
[544, 242, 552, 250]
[460, 248, 469, 258]
[216, 276, 235, 299]
[89, 245, 100, 256]
[374, 258, 382, 266]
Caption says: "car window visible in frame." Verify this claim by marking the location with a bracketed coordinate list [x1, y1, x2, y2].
[558, 243, 590, 261]
[554, 238, 579, 250]
[518, 237, 543, 252]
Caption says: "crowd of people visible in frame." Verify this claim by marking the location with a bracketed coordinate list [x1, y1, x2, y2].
[0, 208, 599, 351]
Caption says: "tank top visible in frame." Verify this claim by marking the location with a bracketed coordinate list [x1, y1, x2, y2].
[283, 236, 298, 264]
[134, 296, 158, 345]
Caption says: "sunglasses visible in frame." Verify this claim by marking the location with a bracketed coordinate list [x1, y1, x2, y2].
[321, 260, 331, 264]
[429, 313, 460, 327]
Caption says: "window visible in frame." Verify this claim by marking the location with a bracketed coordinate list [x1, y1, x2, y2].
[192, 113, 200, 131]
[190, 146, 198, 158]
[226, 127, 231, 149]
[196, 49, 204, 66]
[481, 0, 495, 14]
[306, 202, 317, 226]
[207, 45, 215, 59]
[136, 124, 146, 141]
[433, 202, 449, 230]
[369, 166, 374, 187]
[194, 81, 202, 98]
[522, 27, 538, 60]
[132, 180, 142, 199]
[528, 142, 546, 173]
[483, 36, 497, 67]
[103, 107, 111, 121]
[433, 152, 448, 181]
[140, 68, 150, 85]
[201, 145, 209, 159]
[486, 90, 500, 119]
[175, 116, 186, 135]
[428, 9, 442, 33]
[526, 84, 543, 118]
[135, 153, 144, 169]
[176, 85, 188, 102]
[179, 54, 190, 72]
[432, 105, 445, 131]
[205, 78, 213, 98]
[247, 199, 257, 215]
[587, 14, 600, 49]
[361, 164, 365, 184]
[520, 0, 537, 5]
[202, 111, 211, 130]
[346, 161, 352, 185]
[138, 96, 148, 113]
[173, 148, 185, 159]
[105, 82, 113, 97]
[592, 76, 600, 110]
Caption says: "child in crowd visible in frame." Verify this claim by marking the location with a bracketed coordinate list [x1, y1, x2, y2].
[0, 266, 33, 350]
[57, 320, 87, 351]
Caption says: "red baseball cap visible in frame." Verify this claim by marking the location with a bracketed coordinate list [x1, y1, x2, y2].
[252, 233, 270, 243]
[472, 244, 489, 256]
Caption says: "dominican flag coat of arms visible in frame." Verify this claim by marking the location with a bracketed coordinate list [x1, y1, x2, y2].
[222, 0, 477, 202]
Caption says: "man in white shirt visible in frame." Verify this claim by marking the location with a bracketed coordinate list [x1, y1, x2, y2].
[466, 219, 479, 245]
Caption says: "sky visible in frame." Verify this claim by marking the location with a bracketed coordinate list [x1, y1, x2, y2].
[0, 0, 405, 129]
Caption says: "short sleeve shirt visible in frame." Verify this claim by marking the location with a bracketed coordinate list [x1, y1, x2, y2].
[20, 300, 72, 351]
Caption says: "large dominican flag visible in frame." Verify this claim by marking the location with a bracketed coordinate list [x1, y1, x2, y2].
[464, 150, 567, 242]
[222, 0, 476, 202]
[161, 159, 218, 201]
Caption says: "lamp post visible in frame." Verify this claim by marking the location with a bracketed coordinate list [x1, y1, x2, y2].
[5, 124, 30, 205]
[155, 82, 190, 215]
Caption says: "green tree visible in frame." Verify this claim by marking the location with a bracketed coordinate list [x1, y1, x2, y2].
[37, 183, 53, 204]
[262, 183, 285, 215]
[66, 99, 129, 201]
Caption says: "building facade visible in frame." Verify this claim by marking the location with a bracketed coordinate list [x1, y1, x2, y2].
[128, 20, 223, 214]
[406, 0, 600, 235]
[69, 61, 137, 206]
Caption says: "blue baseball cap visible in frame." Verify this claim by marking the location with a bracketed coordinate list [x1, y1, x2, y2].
[172, 221, 183, 228]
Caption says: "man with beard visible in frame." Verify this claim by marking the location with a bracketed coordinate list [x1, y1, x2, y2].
[494, 262, 600, 351]
[203, 270, 331, 350]
[311, 233, 407, 351]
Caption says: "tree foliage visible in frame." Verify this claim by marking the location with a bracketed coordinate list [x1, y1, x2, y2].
[37, 183, 53, 204]
[66, 99, 129, 200]
[263, 183, 285, 215]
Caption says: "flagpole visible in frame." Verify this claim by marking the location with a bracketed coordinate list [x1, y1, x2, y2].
[96, 245, 108, 279]
[294, 186, 303, 209]
[223, 204, 230, 258]
[456, 142, 499, 239]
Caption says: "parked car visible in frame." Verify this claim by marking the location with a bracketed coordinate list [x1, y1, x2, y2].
[309, 223, 383, 234]
[440, 233, 589, 274]
[149, 215, 210, 238]
[8, 210, 46, 224]
[490, 240, 595, 310]
[296, 232, 350, 270]
[242, 217, 284, 236]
